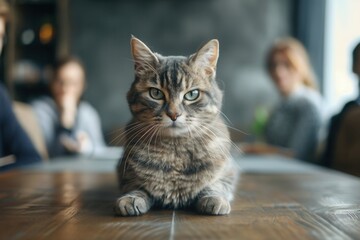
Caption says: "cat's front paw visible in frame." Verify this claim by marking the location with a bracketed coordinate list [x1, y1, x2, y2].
[196, 196, 231, 215]
[114, 195, 150, 216]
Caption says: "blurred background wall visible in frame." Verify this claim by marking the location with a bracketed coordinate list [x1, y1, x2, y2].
[69, 0, 293, 139]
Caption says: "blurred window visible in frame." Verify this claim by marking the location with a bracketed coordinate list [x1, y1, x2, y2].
[324, 0, 360, 116]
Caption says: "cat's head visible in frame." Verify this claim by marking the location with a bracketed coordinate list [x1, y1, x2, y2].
[127, 36, 223, 137]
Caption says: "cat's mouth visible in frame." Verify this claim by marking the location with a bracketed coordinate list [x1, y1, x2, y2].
[170, 122, 180, 128]
[158, 117, 195, 137]
[161, 119, 188, 135]
[163, 123, 182, 131]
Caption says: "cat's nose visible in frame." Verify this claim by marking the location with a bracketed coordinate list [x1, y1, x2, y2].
[167, 112, 181, 121]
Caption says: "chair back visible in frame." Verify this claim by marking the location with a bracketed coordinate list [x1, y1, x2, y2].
[13, 101, 48, 160]
[333, 106, 360, 176]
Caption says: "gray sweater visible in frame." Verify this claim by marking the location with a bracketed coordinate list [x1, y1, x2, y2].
[265, 86, 323, 162]
[32, 97, 106, 158]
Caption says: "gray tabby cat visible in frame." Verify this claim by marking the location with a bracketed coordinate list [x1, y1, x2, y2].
[114, 37, 238, 216]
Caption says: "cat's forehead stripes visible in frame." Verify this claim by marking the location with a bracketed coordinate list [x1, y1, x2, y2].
[159, 58, 189, 94]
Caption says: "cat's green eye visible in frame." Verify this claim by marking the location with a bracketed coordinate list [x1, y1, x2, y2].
[149, 88, 164, 100]
[184, 89, 200, 101]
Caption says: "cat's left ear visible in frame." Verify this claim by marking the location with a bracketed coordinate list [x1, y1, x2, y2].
[130, 36, 159, 75]
[189, 39, 219, 77]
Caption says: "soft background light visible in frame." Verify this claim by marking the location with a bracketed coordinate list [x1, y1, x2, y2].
[324, 0, 360, 116]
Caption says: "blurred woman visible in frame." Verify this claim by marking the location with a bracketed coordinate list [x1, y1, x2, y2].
[244, 38, 323, 162]
[32, 57, 106, 158]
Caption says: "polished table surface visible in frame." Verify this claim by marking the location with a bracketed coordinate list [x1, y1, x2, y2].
[1, 155, 360, 240]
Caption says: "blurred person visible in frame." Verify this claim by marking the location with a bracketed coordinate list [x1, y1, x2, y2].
[32, 57, 106, 158]
[0, 84, 42, 170]
[321, 42, 360, 168]
[243, 38, 323, 162]
[0, 0, 41, 171]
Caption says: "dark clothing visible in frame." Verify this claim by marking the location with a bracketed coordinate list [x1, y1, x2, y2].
[0, 84, 41, 171]
[321, 100, 358, 167]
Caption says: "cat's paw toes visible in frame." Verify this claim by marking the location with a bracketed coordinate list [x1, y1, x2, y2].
[196, 196, 231, 215]
[114, 195, 149, 216]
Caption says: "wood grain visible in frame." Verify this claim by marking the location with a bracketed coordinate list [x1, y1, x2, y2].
[1, 163, 360, 239]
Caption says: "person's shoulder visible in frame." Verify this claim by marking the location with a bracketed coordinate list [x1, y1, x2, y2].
[32, 96, 54, 106]
[332, 100, 359, 120]
[292, 94, 315, 108]
[31, 96, 56, 113]
[301, 87, 322, 103]
[290, 89, 321, 117]
[329, 100, 359, 129]
[342, 100, 358, 111]
[78, 101, 99, 116]
[0, 82, 6, 93]
[296, 88, 322, 108]
[0, 83, 10, 100]
[0, 84, 11, 120]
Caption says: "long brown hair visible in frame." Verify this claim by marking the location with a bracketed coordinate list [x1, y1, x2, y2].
[266, 37, 318, 90]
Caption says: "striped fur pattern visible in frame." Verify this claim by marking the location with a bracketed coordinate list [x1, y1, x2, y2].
[114, 37, 238, 216]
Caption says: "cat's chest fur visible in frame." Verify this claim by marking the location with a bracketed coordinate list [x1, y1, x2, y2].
[128, 137, 228, 208]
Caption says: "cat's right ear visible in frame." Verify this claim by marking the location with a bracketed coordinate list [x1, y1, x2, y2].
[130, 36, 159, 75]
[188, 39, 219, 78]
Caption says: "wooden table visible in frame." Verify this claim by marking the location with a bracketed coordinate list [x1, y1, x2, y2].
[1, 155, 360, 240]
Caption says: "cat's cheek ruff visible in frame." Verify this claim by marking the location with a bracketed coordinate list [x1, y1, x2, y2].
[208, 105, 219, 114]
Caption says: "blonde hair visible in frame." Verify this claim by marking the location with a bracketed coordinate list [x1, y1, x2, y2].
[266, 37, 317, 90]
